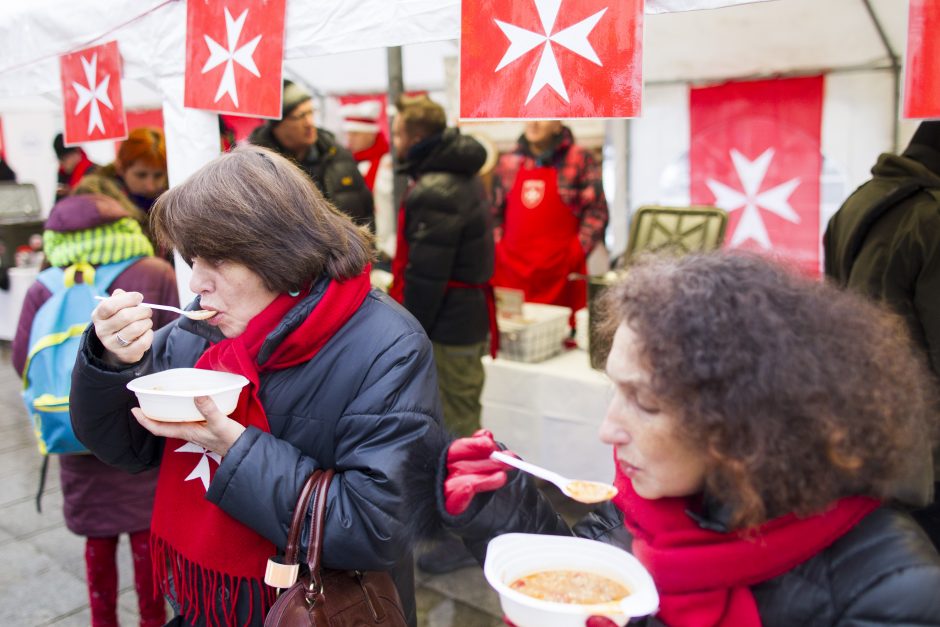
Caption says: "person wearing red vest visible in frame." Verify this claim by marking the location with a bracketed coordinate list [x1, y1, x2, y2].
[490, 122, 608, 314]
[431, 252, 940, 626]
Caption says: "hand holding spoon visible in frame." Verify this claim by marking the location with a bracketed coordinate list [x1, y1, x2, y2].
[490, 451, 618, 504]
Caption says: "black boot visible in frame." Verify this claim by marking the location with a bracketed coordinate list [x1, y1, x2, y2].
[416, 536, 478, 574]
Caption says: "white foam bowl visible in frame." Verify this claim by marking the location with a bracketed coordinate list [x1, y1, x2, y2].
[484, 533, 659, 627]
[126, 368, 249, 422]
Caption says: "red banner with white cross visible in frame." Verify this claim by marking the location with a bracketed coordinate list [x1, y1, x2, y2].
[904, 0, 940, 119]
[59, 41, 127, 145]
[689, 76, 824, 275]
[460, 0, 643, 119]
[184, 0, 287, 118]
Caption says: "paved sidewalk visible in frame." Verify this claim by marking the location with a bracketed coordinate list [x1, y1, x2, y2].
[0, 343, 509, 626]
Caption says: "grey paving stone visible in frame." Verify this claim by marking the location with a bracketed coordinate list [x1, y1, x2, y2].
[0, 489, 65, 539]
[0, 541, 89, 625]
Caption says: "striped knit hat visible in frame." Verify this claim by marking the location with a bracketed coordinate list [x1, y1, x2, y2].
[42, 192, 154, 267]
[44, 217, 153, 267]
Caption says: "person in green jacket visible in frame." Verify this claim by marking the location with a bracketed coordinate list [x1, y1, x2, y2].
[823, 120, 940, 548]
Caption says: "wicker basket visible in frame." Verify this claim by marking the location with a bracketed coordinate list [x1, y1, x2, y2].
[497, 303, 571, 363]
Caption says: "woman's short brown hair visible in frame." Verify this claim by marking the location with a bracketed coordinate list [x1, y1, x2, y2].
[150, 145, 373, 292]
[601, 251, 938, 528]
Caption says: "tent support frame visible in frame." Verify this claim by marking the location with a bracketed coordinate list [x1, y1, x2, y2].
[387, 46, 407, 214]
[861, 0, 901, 151]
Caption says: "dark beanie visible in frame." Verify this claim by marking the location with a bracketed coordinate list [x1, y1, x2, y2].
[279, 80, 312, 122]
[53, 133, 75, 159]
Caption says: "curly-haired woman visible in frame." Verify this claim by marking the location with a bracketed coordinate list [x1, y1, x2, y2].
[436, 251, 940, 626]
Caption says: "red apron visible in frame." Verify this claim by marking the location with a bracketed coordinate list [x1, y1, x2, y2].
[492, 165, 586, 312]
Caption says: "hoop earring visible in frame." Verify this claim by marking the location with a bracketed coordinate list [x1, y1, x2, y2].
[288, 288, 300, 297]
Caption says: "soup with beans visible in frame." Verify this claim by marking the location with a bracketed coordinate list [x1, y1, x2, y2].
[509, 570, 630, 604]
[565, 480, 618, 503]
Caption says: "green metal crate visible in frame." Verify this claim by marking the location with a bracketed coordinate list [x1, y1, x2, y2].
[625, 205, 728, 258]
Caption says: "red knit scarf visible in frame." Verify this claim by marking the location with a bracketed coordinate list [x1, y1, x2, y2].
[150, 269, 371, 626]
[352, 133, 389, 191]
[612, 458, 880, 627]
[62, 151, 95, 188]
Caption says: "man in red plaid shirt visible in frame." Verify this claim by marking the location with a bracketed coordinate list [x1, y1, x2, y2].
[490, 121, 608, 314]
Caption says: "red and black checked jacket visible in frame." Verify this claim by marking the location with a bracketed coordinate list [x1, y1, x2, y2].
[491, 126, 608, 254]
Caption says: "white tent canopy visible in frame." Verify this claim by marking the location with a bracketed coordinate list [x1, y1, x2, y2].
[0, 0, 904, 109]
[0, 0, 914, 299]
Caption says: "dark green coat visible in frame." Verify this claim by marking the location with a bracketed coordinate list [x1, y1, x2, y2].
[824, 150, 940, 497]
[824, 151, 940, 378]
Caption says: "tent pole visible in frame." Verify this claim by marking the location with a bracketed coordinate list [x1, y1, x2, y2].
[160, 75, 220, 305]
[861, 0, 901, 152]
[387, 46, 406, 213]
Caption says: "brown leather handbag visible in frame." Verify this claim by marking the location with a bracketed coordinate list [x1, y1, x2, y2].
[263, 469, 408, 626]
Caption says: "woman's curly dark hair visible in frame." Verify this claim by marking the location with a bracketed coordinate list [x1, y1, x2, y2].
[600, 251, 938, 528]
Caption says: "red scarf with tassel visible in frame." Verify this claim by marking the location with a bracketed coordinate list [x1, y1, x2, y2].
[612, 457, 879, 627]
[150, 269, 371, 626]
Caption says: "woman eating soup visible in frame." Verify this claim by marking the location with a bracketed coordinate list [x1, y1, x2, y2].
[70, 145, 445, 626]
[435, 252, 940, 627]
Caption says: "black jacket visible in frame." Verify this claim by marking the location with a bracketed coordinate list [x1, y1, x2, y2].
[397, 128, 493, 345]
[249, 125, 374, 229]
[70, 281, 446, 626]
[440, 466, 940, 626]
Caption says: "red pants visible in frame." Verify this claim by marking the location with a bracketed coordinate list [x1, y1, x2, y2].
[85, 530, 166, 627]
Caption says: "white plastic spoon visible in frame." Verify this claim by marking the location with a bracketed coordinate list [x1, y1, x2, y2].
[94, 295, 217, 320]
[490, 451, 618, 504]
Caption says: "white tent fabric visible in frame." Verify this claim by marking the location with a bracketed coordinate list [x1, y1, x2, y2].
[0, 0, 909, 300]
[644, 0, 905, 84]
[0, 0, 774, 109]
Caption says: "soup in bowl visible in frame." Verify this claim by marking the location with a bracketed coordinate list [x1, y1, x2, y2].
[484, 533, 658, 627]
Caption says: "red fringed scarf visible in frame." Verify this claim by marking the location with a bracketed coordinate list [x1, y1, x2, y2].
[150, 269, 371, 626]
[352, 133, 389, 191]
[60, 151, 95, 189]
[612, 455, 880, 627]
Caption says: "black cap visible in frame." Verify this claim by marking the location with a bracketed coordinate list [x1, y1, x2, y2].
[52, 133, 78, 160]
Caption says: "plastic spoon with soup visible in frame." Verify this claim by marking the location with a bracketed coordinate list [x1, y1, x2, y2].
[94, 296, 217, 320]
[490, 451, 618, 504]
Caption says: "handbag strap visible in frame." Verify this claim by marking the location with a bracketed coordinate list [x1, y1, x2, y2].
[283, 469, 324, 565]
[305, 468, 335, 587]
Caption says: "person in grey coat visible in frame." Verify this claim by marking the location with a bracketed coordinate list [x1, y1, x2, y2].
[70, 145, 445, 626]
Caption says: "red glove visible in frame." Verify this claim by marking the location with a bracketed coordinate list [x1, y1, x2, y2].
[503, 616, 619, 627]
[443, 429, 514, 515]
